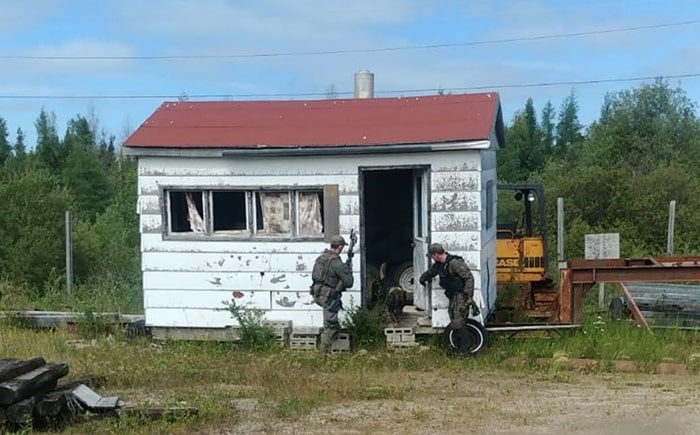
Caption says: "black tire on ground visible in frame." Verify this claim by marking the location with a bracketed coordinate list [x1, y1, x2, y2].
[441, 319, 488, 356]
[391, 261, 415, 292]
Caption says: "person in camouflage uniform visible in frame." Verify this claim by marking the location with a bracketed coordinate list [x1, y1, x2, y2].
[419, 243, 476, 329]
[310, 235, 354, 354]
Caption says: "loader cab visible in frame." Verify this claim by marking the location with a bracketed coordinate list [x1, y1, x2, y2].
[495, 184, 556, 321]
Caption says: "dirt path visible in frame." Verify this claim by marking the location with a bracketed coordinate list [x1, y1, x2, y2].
[220, 371, 700, 434]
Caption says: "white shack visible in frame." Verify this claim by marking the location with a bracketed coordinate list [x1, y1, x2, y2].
[123, 85, 504, 339]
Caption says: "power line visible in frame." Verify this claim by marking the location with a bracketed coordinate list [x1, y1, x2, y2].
[0, 73, 698, 100]
[1, 20, 698, 60]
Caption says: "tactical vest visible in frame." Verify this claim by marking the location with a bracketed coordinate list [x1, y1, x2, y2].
[311, 250, 341, 291]
[437, 254, 466, 297]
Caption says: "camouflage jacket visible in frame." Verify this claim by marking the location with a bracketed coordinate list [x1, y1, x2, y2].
[419, 254, 474, 298]
[311, 249, 354, 292]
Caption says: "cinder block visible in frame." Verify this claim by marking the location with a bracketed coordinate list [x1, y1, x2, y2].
[292, 326, 322, 337]
[290, 337, 318, 351]
[400, 334, 416, 343]
[330, 333, 351, 351]
[266, 320, 293, 330]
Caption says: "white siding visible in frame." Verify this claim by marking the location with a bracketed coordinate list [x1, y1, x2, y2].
[428, 151, 485, 327]
[137, 148, 495, 330]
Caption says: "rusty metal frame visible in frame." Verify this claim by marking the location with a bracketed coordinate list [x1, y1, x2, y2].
[558, 256, 700, 324]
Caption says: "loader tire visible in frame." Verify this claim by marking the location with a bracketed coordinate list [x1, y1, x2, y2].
[442, 319, 488, 356]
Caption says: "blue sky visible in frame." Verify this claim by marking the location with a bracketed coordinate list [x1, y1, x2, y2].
[1, 0, 699, 147]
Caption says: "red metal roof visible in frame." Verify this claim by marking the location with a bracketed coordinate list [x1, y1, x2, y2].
[124, 93, 502, 149]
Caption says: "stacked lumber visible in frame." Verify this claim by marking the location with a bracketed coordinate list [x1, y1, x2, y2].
[0, 357, 116, 430]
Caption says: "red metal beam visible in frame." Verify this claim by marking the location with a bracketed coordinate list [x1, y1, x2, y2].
[559, 256, 700, 324]
[619, 283, 652, 333]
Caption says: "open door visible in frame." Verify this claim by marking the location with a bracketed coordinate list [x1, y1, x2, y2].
[412, 168, 430, 311]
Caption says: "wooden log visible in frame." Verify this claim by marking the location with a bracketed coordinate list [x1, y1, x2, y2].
[0, 357, 46, 383]
[57, 374, 106, 391]
[5, 396, 36, 424]
[0, 362, 69, 405]
[35, 389, 70, 417]
[34, 375, 106, 418]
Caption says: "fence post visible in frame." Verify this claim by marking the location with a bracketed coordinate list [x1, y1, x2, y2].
[667, 200, 676, 255]
[65, 210, 73, 296]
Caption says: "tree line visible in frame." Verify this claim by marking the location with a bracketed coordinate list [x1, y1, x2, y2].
[499, 79, 700, 261]
[0, 78, 698, 311]
[0, 110, 140, 311]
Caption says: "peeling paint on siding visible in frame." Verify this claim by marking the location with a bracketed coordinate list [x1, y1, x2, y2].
[270, 274, 287, 283]
[433, 213, 480, 232]
[433, 172, 479, 192]
[432, 192, 479, 212]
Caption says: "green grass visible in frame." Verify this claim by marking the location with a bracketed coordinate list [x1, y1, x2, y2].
[3, 299, 700, 432]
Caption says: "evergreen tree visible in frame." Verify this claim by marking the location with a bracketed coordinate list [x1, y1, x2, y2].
[498, 98, 546, 181]
[555, 90, 584, 157]
[0, 117, 10, 165]
[35, 109, 63, 171]
[62, 115, 111, 221]
[541, 100, 556, 152]
[14, 128, 26, 159]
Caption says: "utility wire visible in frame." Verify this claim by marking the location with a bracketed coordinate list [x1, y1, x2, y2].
[1, 73, 698, 100]
[1, 20, 698, 60]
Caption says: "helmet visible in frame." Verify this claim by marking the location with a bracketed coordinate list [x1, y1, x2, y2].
[427, 243, 445, 256]
[330, 235, 347, 246]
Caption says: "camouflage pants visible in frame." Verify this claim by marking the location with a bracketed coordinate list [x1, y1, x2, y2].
[448, 292, 468, 329]
[320, 305, 340, 354]
[315, 288, 341, 354]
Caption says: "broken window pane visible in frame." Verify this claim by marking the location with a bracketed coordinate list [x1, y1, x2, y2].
[169, 191, 205, 233]
[213, 191, 248, 233]
[255, 192, 291, 235]
[298, 191, 324, 236]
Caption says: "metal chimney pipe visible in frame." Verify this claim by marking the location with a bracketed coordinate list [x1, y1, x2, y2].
[354, 70, 374, 98]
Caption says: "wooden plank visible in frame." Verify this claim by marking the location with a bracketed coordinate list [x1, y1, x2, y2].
[146, 308, 235, 328]
[0, 362, 69, 405]
[143, 270, 314, 291]
[431, 191, 480, 212]
[142, 252, 361, 274]
[138, 175, 359, 196]
[429, 231, 481, 252]
[271, 290, 361, 311]
[432, 171, 480, 192]
[0, 357, 46, 383]
[432, 211, 480, 232]
[145, 290, 272, 310]
[141, 234, 327, 254]
[151, 327, 239, 341]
